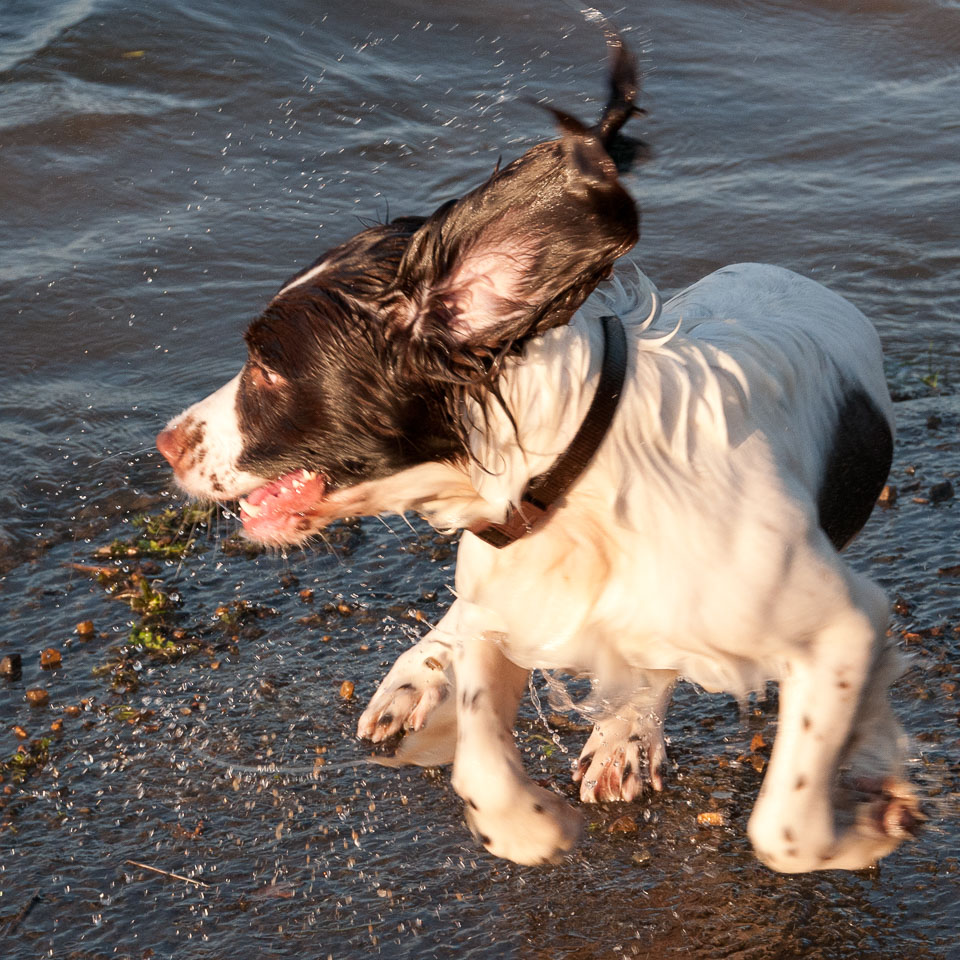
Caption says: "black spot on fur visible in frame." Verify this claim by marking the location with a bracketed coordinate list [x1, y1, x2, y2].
[795, 776, 807, 790]
[580, 752, 595, 770]
[622, 761, 634, 781]
[534, 803, 545, 814]
[467, 798, 478, 811]
[818, 387, 893, 550]
[378, 714, 393, 726]
[478, 833, 491, 846]
[397, 683, 415, 691]
[470, 690, 483, 710]
[802, 715, 812, 731]
[783, 827, 795, 843]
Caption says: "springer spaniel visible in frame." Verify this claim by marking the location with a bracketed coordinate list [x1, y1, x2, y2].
[157, 37, 920, 870]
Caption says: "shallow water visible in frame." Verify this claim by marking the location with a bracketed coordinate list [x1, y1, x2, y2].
[1, 1, 958, 956]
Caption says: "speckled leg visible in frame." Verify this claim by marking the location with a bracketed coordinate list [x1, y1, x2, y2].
[451, 631, 581, 865]
[748, 572, 920, 872]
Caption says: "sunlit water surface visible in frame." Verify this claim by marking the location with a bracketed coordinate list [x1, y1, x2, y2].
[1, 1, 958, 956]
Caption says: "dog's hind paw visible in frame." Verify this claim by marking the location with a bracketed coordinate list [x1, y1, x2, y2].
[573, 710, 668, 803]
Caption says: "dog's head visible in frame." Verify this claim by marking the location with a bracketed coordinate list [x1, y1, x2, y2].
[157, 37, 642, 544]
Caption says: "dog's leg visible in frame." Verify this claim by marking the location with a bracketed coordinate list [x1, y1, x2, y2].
[748, 570, 919, 872]
[573, 669, 676, 802]
[356, 605, 464, 767]
[358, 626, 455, 742]
[451, 631, 581, 865]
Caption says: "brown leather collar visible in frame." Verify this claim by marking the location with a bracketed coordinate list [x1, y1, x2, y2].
[468, 314, 628, 548]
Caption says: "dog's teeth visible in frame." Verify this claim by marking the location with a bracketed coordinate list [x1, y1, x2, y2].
[239, 498, 261, 518]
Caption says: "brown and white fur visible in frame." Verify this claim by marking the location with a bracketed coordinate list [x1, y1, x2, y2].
[157, 38, 919, 871]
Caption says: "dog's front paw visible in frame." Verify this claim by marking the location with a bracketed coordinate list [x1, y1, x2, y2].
[573, 712, 668, 803]
[357, 645, 452, 742]
[462, 782, 582, 865]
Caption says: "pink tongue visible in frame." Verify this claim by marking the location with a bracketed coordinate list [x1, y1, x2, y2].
[241, 469, 326, 527]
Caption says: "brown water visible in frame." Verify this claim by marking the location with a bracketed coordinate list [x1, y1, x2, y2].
[1, 1, 958, 956]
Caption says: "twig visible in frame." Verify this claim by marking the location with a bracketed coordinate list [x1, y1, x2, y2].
[5, 890, 43, 936]
[125, 859, 209, 887]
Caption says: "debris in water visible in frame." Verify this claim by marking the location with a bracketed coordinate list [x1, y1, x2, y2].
[340, 680, 356, 700]
[697, 811, 727, 827]
[25, 688, 49, 707]
[125, 859, 209, 887]
[40, 648, 62, 669]
[0, 654, 22, 680]
[930, 480, 955, 503]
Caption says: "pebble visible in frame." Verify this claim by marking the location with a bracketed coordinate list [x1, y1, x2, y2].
[1, 653, 22, 680]
[930, 480, 955, 503]
[607, 815, 638, 834]
[339, 680, 355, 700]
[76, 621, 95, 639]
[25, 688, 50, 707]
[697, 811, 727, 827]
[40, 648, 62, 669]
[877, 484, 898, 507]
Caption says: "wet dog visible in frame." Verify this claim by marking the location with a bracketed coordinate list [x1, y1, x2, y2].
[157, 37, 920, 869]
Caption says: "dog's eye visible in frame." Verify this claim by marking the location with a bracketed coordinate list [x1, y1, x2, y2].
[248, 362, 285, 390]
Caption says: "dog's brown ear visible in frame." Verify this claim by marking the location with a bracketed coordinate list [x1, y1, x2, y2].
[385, 37, 641, 348]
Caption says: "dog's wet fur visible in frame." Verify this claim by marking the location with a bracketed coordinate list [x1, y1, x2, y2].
[158, 36, 920, 871]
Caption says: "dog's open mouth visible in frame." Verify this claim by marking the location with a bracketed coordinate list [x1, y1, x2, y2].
[237, 468, 329, 542]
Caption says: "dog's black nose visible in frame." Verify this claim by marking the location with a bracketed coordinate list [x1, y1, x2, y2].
[156, 423, 187, 470]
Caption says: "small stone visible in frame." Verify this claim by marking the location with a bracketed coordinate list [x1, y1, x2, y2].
[750, 732, 767, 753]
[339, 680, 355, 700]
[697, 811, 727, 827]
[299, 589, 314, 603]
[50, 718, 63, 733]
[25, 688, 50, 707]
[12, 725, 28, 739]
[64, 704, 82, 718]
[607, 814, 638, 834]
[336, 602, 353, 616]
[1, 654, 22, 680]
[76, 621, 95, 639]
[930, 480, 954, 503]
[877, 484, 898, 507]
[893, 597, 911, 616]
[40, 648, 62, 669]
